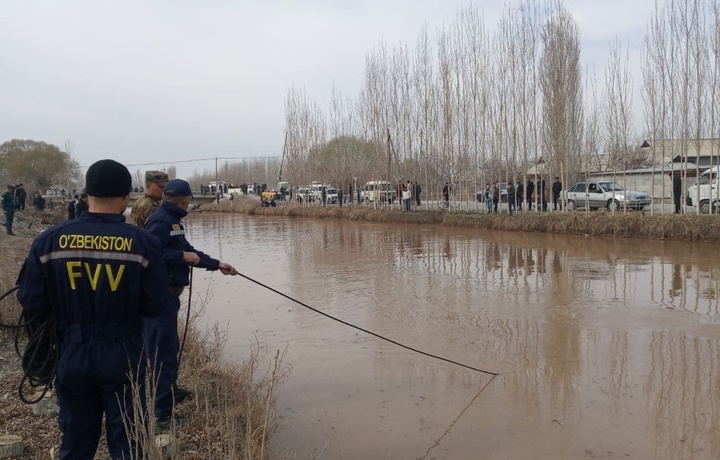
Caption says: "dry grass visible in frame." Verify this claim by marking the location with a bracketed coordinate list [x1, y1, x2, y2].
[442, 211, 720, 241]
[0, 208, 281, 459]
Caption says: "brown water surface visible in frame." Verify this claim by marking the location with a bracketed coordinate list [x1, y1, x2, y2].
[184, 214, 720, 460]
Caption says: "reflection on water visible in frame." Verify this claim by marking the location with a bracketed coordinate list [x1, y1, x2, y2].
[184, 214, 720, 459]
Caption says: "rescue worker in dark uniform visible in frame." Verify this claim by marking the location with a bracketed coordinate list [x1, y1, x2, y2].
[75, 192, 89, 218]
[17, 159, 168, 460]
[67, 195, 78, 220]
[144, 179, 238, 429]
[2, 184, 15, 235]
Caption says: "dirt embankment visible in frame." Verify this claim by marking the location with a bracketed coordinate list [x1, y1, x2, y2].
[0, 209, 277, 459]
[205, 196, 720, 243]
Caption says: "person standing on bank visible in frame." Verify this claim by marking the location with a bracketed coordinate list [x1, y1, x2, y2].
[538, 175, 548, 211]
[75, 193, 89, 218]
[515, 178, 524, 211]
[492, 182, 500, 213]
[552, 176, 562, 211]
[2, 185, 16, 235]
[15, 183, 27, 211]
[507, 180, 516, 215]
[67, 195, 78, 220]
[33, 192, 46, 211]
[131, 170, 169, 228]
[673, 172, 683, 214]
[483, 183, 493, 214]
[17, 159, 168, 460]
[525, 177, 535, 211]
[403, 180, 412, 211]
[144, 179, 238, 429]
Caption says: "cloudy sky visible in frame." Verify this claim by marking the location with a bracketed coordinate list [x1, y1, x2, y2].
[1, 0, 655, 177]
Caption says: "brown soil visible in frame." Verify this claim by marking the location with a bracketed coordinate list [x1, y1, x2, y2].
[0, 208, 276, 459]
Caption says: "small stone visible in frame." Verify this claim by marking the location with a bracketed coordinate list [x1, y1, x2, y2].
[0, 434, 25, 458]
[33, 398, 60, 416]
[155, 434, 177, 458]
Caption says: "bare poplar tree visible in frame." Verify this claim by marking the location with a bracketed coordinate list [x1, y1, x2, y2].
[604, 39, 635, 212]
[539, 3, 583, 211]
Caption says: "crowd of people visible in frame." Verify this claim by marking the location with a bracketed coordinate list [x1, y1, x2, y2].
[480, 176, 563, 215]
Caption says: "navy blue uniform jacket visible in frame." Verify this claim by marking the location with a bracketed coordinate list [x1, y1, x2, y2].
[144, 201, 220, 287]
[17, 212, 167, 333]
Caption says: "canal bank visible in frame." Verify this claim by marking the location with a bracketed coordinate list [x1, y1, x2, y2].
[0, 208, 277, 459]
[204, 196, 720, 242]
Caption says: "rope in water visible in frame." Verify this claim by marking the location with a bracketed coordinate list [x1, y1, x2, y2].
[234, 272, 499, 377]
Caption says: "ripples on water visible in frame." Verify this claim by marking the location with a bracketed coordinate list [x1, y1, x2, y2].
[183, 214, 720, 460]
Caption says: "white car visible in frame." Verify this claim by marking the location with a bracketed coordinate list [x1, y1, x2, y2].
[565, 181, 651, 211]
[325, 187, 338, 204]
[364, 180, 396, 204]
[687, 166, 719, 213]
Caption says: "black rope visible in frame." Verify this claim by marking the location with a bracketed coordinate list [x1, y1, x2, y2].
[0, 285, 58, 404]
[177, 267, 192, 371]
[234, 273, 498, 377]
[0, 285, 23, 328]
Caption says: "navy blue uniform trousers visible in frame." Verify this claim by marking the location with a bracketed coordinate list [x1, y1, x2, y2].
[144, 292, 180, 418]
[56, 328, 145, 459]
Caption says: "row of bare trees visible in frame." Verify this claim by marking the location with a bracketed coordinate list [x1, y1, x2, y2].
[271, 0, 720, 213]
[643, 0, 720, 210]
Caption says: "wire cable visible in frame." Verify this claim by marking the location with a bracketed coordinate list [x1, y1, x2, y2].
[234, 273, 498, 377]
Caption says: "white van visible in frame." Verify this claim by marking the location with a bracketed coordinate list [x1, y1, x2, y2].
[364, 180, 396, 204]
[687, 166, 720, 213]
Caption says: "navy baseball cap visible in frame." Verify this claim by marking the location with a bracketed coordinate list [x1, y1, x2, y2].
[163, 179, 193, 197]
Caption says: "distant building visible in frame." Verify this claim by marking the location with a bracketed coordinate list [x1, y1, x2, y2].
[641, 138, 720, 169]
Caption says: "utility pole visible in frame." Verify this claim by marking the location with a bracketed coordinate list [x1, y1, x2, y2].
[278, 130, 288, 182]
[215, 157, 219, 203]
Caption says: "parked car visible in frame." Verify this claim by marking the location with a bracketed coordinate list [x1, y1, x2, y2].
[325, 187, 338, 204]
[295, 187, 315, 204]
[687, 166, 719, 213]
[364, 180, 396, 204]
[564, 181, 651, 211]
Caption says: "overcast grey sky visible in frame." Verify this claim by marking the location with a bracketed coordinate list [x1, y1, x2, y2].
[1, 0, 654, 177]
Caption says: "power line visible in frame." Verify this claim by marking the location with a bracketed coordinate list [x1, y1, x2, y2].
[81, 156, 283, 168]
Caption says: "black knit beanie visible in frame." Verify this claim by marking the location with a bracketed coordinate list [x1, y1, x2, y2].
[85, 159, 132, 197]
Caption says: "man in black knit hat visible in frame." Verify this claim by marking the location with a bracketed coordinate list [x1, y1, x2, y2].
[17, 159, 168, 460]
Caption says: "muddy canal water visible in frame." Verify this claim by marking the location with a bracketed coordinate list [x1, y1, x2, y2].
[184, 213, 720, 460]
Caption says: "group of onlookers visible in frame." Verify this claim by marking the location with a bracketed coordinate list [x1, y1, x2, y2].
[2, 183, 47, 236]
[399, 180, 422, 211]
[481, 176, 563, 214]
[199, 182, 229, 196]
[66, 193, 89, 220]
